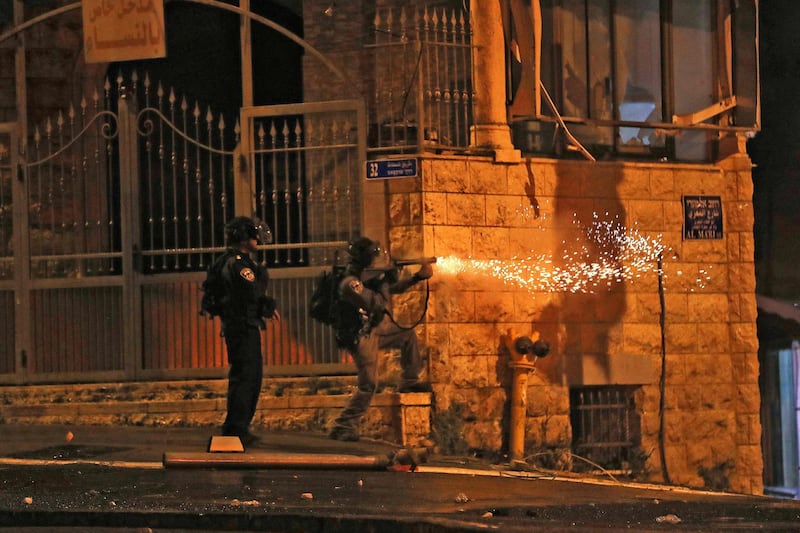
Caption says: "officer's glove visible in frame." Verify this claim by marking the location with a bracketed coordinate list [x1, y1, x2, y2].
[258, 295, 277, 319]
[384, 266, 400, 285]
[413, 263, 433, 282]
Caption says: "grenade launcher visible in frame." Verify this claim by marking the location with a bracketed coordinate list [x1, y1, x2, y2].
[362, 256, 437, 281]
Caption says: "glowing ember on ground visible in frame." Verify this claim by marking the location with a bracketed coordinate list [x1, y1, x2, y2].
[436, 214, 708, 293]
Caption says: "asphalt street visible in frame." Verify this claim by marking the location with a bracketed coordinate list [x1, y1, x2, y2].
[0, 424, 799, 532]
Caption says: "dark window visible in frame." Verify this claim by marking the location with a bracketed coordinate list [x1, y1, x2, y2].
[512, 0, 759, 162]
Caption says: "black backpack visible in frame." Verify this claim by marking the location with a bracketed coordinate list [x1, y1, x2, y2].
[199, 252, 233, 319]
[309, 267, 344, 326]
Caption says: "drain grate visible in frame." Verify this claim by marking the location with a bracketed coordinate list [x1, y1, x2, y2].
[11, 444, 132, 460]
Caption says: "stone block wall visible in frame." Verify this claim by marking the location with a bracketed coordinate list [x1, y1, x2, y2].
[384, 152, 762, 494]
[0, 378, 432, 447]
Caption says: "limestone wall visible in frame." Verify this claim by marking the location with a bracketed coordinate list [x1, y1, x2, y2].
[0, 378, 432, 447]
[384, 152, 762, 494]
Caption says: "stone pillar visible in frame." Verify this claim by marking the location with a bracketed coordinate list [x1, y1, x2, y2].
[469, 0, 520, 163]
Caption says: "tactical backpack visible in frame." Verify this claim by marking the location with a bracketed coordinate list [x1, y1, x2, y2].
[199, 251, 234, 319]
[309, 267, 344, 326]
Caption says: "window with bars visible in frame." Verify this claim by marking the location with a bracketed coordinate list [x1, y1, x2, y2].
[570, 385, 641, 472]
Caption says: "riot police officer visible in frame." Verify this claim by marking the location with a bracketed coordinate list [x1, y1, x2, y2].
[219, 216, 280, 445]
[330, 237, 433, 442]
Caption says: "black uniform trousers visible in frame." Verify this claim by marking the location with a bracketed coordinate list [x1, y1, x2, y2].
[222, 324, 263, 437]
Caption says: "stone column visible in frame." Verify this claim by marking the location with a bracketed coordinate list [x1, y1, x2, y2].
[469, 0, 520, 162]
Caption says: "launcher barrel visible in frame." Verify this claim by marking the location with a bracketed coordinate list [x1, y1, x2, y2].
[394, 257, 437, 267]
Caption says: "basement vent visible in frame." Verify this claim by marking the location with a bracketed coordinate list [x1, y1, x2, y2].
[570, 386, 641, 472]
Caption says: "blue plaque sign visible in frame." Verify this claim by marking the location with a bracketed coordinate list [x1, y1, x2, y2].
[365, 158, 418, 180]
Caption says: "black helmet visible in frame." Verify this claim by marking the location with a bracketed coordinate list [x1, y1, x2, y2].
[348, 237, 381, 268]
[225, 216, 272, 245]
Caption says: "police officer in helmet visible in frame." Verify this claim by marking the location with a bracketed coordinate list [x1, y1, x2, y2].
[329, 236, 433, 442]
[219, 216, 280, 445]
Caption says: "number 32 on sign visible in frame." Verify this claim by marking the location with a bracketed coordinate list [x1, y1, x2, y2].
[365, 158, 418, 180]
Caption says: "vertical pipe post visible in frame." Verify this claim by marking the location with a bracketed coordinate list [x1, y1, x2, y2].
[509, 360, 537, 461]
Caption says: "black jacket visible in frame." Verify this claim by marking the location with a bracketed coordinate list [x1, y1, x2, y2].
[220, 249, 276, 331]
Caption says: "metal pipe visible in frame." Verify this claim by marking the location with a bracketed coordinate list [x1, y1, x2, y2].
[163, 451, 391, 470]
[502, 331, 549, 463]
[508, 360, 537, 462]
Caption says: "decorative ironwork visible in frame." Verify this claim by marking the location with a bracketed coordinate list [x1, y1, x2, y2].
[243, 100, 363, 268]
[134, 72, 237, 272]
[23, 80, 121, 278]
[4, 3, 369, 382]
[368, 5, 474, 155]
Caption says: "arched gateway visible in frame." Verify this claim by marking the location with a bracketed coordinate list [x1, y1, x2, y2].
[0, 1, 372, 383]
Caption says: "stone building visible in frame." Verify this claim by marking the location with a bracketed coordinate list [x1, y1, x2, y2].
[0, 1, 762, 494]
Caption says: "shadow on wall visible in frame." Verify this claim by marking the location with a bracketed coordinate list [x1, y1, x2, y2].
[534, 160, 627, 384]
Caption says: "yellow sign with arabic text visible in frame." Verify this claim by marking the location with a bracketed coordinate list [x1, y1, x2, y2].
[83, 0, 166, 63]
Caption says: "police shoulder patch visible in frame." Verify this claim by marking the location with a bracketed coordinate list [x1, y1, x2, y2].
[240, 267, 256, 282]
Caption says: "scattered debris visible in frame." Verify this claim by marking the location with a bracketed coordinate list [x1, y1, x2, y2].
[229, 499, 260, 507]
[455, 492, 470, 503]
[509, 459, 530, 471]
[655, 514, 682, 524]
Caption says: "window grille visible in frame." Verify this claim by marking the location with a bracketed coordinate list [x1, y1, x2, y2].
[570, 386, 641, 472]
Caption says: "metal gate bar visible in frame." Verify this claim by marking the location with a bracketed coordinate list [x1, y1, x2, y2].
[0, 130, 13, 377]
[0, 290, 13, 375]
[368, 5, 474, 155]
[242, 100, 365, 268]
[133, 72, 235, 274]
[570, 386, 641, 470]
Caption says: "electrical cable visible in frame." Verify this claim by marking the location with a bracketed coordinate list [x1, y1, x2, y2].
[384, 280, 431, 331]
[657, 252, 671, 484]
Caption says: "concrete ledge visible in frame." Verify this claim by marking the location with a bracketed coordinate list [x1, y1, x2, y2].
[0, 387, 432, 446]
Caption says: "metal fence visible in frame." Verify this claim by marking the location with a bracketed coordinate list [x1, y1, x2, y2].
[0, 2, 473, 384]
[0, 130, 13, 375]
[367, 5, 474, 155]
[1, 71, 361, 384]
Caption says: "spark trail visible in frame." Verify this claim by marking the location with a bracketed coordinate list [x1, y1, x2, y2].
[436, 215, 673, 294]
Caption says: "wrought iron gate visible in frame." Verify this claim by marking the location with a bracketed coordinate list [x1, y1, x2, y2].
[0, 73, 364, 384]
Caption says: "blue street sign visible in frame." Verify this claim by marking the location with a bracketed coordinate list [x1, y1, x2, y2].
[365, 158, 418, 180]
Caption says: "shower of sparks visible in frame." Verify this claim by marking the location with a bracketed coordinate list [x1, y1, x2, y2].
[433, 213, 708, 294]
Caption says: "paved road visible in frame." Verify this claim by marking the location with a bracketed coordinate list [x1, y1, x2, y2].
[0, 424, 799, 532]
